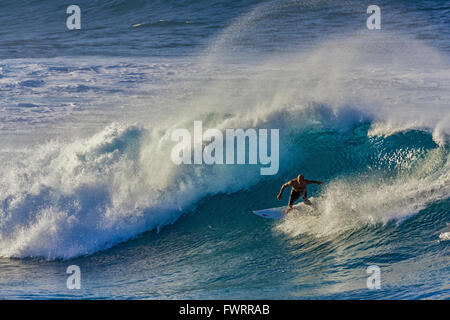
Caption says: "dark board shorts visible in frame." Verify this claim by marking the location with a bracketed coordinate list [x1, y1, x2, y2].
[289, 189, 308, 206]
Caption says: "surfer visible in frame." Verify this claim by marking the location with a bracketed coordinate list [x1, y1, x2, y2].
[277, 174, 322, 213]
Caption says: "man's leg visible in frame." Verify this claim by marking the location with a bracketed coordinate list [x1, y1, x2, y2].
[286, 190, 301, 213]
[302, 190, 312, 205]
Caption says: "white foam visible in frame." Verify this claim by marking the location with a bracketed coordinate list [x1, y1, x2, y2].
[439, 232, 450, 241]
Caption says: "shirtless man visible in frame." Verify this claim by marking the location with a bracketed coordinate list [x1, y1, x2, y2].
[277, 174, 323, 213]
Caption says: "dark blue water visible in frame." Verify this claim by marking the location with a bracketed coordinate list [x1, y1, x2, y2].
[1, 0, 449, 59]
[0, 0, 449, 299]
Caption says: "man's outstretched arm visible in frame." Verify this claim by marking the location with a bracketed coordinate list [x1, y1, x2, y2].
[277, 182, 291, 200]
[305, 179, 323, 185]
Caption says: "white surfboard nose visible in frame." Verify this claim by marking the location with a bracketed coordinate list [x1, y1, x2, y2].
[253, 198, 315, 219]
[253, 207, 286, 219]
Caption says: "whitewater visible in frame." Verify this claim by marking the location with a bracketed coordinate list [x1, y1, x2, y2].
[0, 0, 448, 299]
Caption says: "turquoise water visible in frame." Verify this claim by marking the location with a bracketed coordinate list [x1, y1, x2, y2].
[0, 0, 449, 299]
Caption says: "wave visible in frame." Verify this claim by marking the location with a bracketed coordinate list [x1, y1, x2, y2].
[1, 2, 449, 259]
[1, 104, 448, 260]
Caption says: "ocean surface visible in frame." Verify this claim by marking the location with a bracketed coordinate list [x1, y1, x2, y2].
[0, 0, 449, 299]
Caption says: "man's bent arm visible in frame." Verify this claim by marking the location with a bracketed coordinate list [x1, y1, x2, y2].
[277, 182, 290, 199]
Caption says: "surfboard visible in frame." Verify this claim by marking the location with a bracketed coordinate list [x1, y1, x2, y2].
[253, 199, 315, 219]
[253, 206, 286, 219]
